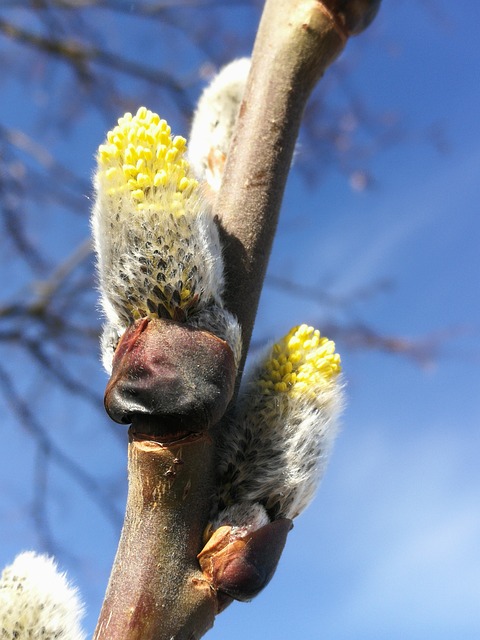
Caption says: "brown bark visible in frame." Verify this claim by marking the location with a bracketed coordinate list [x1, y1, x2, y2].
[94, 434, 217, 640]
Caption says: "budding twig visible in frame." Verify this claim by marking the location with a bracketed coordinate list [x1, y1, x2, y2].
[94, 2, 381, 639]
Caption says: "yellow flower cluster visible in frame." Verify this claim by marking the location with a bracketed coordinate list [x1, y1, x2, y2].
[258, 325, 341, 396]
[97, 106, 198, 212]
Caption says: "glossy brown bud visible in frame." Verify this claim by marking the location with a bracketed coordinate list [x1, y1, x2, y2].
[322, 0, 381, 36]
[197, 519, 292, 602]
[104, 317, 236, 437]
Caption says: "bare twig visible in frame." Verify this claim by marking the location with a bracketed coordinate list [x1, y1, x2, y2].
[0, 17, 189, 108]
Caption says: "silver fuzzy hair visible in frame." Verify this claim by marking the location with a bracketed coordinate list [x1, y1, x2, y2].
[92, 186, 225, 326]
[212, 502, 270, 539]
[92, 185, 239, 370]
[0, 552, 85, 640]
[214, 339, 344, 524]
[188, 58, 250, 190]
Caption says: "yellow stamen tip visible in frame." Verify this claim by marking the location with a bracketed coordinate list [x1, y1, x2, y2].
[96, 106, 198, 209]
[131, 189, 145, 201]
[259, 324, 341, 397]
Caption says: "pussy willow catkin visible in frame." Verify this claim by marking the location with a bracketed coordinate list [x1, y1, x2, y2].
[91, 107, 241, 371]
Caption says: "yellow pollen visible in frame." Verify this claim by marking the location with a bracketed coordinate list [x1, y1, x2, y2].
[97, 106, 198, 211]
[259, 325, 341, 397]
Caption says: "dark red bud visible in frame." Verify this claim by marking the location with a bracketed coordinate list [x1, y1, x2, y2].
[104, 317, 236, 437]
[321, 0, 381, 36]
[198, 519, 292, 602]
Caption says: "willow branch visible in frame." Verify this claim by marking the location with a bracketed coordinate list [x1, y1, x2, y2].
[94, 2, 380, 639]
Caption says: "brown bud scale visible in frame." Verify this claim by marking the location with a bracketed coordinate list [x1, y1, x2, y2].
[197, 519, 292, 602]
[104, 317, 236, 438]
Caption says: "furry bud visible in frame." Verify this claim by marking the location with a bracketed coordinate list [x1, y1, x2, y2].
[197, 326, 343, 600]
[215, 324, 344, 521]
[91, 108, 242, 434]
[188, 58, 250, 192]
[0, 552, 85, 640]
[91, 106, 242, 374]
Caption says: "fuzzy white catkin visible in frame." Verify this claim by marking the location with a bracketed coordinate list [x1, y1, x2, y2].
[0, 552, 85, 640]
[213, 325, 344, 529]
[188, 58, 250, 191]
[91, 107, 242, 372]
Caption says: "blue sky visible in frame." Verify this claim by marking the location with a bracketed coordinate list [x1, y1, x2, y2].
[0, 1, 479, 638]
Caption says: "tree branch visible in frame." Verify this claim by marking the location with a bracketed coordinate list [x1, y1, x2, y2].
[94, 1, 381, 638]
[0, 18, 189, 106]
